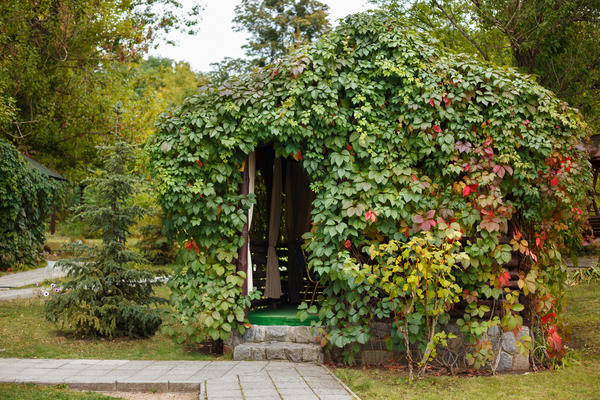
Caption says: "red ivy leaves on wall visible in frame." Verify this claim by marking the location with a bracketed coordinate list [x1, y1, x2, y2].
[365, 209, 377, 223]
[498, 270, 511, 287]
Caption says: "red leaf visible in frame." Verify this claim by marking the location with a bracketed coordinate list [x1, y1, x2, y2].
[412, 214, 424, 224]
[498, 270, 511, 287]
[522, 119, 530, 126]
[541, 312, 555, 325]
[344, 239, 351, 250]
[504, 165, 513, 176]
[425, 210, 435, 219]
[548, 325, 563, 353]
[293, 149, 302, 161]
[346, 144, 352, 151]
[432, 125, 442, 133]
[513, 228, 522, 240]
[411, 175, 418, 182]
[464, 165, 470, 172]
[422, 220, 436, 231]
[196, 160, 203, 167]
[429, 99, 435, 107]
[536, 236, 541, 247]
[443, 93, 451, 107]
[365, 209, 377, 223]
[462, 186, 472, 197]
[550, 176, 559, 186]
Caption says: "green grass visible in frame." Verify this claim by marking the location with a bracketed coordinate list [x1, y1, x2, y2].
[0, 384, 122, 400]
[334, 283, 600, 400]
[0, 287, 226, 361]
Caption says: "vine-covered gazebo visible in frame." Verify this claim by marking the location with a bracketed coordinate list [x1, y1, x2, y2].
[150, 11, 589, 369]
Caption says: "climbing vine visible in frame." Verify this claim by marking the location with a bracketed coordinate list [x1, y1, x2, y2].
[0, 139, 58, 270]
[149, 11, 590, 364]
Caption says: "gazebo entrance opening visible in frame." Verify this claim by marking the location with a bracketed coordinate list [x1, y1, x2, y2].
[245, 144, 319, 324]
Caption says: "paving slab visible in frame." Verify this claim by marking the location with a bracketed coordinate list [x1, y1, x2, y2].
[0, 358, 359, 399]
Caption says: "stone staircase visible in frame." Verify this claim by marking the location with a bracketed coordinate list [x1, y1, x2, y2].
[233, 325, 324, 363]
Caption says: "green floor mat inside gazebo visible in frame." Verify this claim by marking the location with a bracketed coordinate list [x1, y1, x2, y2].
[248, 305, 319, 326]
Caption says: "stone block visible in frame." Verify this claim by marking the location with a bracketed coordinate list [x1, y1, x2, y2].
[487, 325, 500, 337]
[512, 353, 530, 371]
[302, 345, 324, 363]
[495, 351, 513, 372]
[68, 382, 117, 391]
[115, 381, 169, 392]
[370, 321, 392, 338]
[264, 326, 290, 341]
[293, 326, 318, 344]
[359, 350, 396, 366]
[501, 331, 517, 354]
[250, 345, 267, 361]
[167, 381, 201, 392]
[285, 346, 304, 363]
[266, 343, 288, 360]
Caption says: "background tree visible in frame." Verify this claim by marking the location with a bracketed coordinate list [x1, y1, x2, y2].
[371, 0, 600, 131]
[233, 0, 331, 67]
[0, 0, 203, 180]
[46, 108, 163, 338]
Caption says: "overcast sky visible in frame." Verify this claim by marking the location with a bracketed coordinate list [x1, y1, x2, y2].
[150, 0, 373, 73]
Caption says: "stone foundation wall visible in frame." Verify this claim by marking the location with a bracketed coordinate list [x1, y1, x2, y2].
[226, 322, 531, 372]
[355, 322, 531, 372]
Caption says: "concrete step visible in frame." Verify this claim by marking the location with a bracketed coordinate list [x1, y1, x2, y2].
[242, 324, 319, 344]
[233, 341, 324, 363]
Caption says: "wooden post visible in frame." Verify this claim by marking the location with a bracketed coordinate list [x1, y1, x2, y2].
[237, 158, 250, 297]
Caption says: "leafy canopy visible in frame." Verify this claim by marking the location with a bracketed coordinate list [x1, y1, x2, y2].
[150, 11, 589, 360]
[0, 0, 202, 179]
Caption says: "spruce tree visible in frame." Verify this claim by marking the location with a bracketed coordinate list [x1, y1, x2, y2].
[46, 109, 162, 338]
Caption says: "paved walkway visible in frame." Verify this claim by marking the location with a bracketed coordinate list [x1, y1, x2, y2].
[0, 261, 64, 288]
[0, 261, 65, 301]
[0, 359, 359, 400]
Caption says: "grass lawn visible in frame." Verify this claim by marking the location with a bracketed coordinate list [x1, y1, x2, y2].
[0, 384, 121, 400]
[334, 283, 600, 400]
[0, 287, 226, 361]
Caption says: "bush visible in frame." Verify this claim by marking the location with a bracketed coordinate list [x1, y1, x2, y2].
[0, 139, 57, 270]
[46, 138, 163, 338]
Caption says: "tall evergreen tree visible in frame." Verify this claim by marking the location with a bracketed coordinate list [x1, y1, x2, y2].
[46, 108, 163, 338]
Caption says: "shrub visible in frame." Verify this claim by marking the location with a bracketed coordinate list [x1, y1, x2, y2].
[45, 139, 163, 338]
[0, 139, 58, 270]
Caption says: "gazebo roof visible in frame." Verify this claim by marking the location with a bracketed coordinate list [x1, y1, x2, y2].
[22, 154, 67, 181]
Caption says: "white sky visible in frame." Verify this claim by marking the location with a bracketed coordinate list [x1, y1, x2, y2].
[151, 0, 373, 72]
